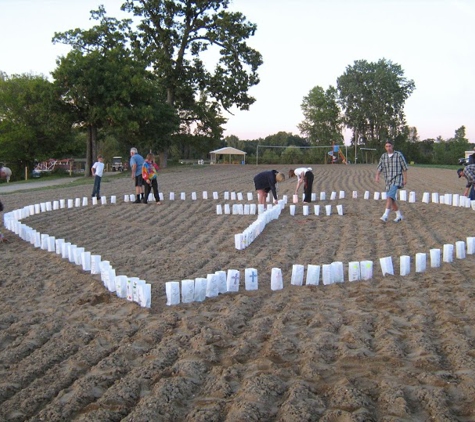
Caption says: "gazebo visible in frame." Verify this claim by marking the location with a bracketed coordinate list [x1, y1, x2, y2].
[209, 147, 247, 164]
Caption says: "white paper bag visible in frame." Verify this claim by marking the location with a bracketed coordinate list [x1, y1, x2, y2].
[55, 238, 65, 255]
[302, 205, 309, 216]
[62, 242, 71, 259]
[379, 256, 394, 276]
[138, 283, 151, 308]
[74, 247, 85, 266]
[47, 236, 56, 253]
[466, 237, 475, 255]
[271, 268, 283, 290]
[360, 260, 373, 280]
[325, 205, 332, 216]
[443, 244, 454, 263]
[107, 269, 118, 292]
[245, 268, 258, 290]
[41, 234, 49, 250]
[68, 244, 77, 263]
[290, 264, 304, 286]
[415, 253, 426, 273]
[206, 274, 219, 297]
[399, 255, 411, 276]
[456, 241, 466, 259]
[314, 205, 320, 216]
[132, 279, 145, 303]
[322, 264, 333, 285]
[430, 248, 441, 268]
[348, 261, 361, 282]
[126, 278, 134, 301]
[181, 279, 195, 303]
[90, 254, 101, 274]
[306, 264, 320, 285]
[115, 275, 128, 298]
[226, 269, 240, 292]
[215, 271, 228, 294]
[166, 281, 181, 305]
[289, 205, 296, 216]
[194, 278, 207, 302]
[331, 261, 344, 283]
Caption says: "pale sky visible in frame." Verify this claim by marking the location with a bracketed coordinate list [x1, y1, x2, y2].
[1, 0, 474, 143]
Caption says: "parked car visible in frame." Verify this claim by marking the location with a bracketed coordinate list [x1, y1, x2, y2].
[111, 156, 124, 172]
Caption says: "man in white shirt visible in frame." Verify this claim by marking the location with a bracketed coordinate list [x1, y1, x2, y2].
[91, 155, 105, 199]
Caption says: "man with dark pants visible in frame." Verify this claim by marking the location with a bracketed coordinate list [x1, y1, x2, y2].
[375, 140, 408, 223]
[457, 165, 475, 199]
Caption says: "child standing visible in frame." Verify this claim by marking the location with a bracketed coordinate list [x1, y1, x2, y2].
[91, 155, 105, 199]
[141, 153, 161, 204]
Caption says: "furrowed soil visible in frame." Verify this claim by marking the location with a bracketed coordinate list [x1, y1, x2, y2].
[1, 164, 475, 421]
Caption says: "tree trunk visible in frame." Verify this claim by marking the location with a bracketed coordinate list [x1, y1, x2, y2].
[159, 150, 168, 169]
[85, 124, 97, 177]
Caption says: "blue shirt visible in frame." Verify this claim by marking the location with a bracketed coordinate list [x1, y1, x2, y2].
[130, 153, 144, 177]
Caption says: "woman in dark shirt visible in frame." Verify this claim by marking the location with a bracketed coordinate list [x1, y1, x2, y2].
[253, 170, 285, 204]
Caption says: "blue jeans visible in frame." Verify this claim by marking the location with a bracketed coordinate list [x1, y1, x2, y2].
[92, 175, 102, 198]
[387, 184, 399, 200]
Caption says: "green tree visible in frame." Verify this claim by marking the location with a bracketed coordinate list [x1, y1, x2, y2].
[281, 145, 304, 164]
[0, 73, 75, 178]
[298, 85, 343, 144]
[53, 7, 179, 175]
[121, 0, 263, 166]
[337, 58, 415, 148]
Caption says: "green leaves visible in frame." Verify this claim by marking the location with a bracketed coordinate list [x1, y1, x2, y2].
[337, 58, 415, 147]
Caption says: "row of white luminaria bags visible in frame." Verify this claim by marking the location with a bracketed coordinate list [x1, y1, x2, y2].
[2, 188, 475, 308]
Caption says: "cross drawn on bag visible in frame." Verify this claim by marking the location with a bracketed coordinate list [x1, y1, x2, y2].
[248, 271, 257, 284]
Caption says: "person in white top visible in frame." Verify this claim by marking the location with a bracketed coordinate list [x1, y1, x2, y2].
[91, 155, 105, 199]
[289, 167, 314, 203]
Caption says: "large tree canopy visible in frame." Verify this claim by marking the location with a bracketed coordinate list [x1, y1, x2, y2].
[298, 85, 343, 145]
[121, 0, 263, 163]
[52, 6, 179, 174]
[337, 58, 415, 148]
[0, 73, 75, 176]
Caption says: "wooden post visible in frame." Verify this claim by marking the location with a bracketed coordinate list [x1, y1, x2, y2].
[25, 166, 28, 181]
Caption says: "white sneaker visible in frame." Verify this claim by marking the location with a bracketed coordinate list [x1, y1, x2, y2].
[380, 215, 388, 222]
[394, 216, 403, 223]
